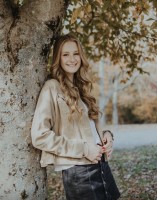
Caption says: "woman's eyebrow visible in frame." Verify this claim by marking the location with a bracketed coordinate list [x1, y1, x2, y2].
[62, 51, 79, 53]
[62, 51, 69, 54]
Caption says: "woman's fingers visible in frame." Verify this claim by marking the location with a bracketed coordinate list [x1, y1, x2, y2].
[93, 155, 102, 163]
[103, 141, 113, 150]
[93, 144, 113, 163]
[93, 160, 98, 164]
[101, 142, 113, 159]
[97, 154, 102, 160]
[89, 145, 102, 163]
[91, 142, 113, 163]
[103, 146, 112, 152]
[92, 149, 112, 164]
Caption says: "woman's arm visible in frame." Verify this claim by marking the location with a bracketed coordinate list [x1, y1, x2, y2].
[31, 82, 85, 158]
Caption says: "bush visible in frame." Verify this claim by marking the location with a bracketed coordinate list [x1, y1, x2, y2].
[118, 97, 157, 124]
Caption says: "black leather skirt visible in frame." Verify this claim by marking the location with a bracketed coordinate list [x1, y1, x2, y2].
[62, 159, 120, 200]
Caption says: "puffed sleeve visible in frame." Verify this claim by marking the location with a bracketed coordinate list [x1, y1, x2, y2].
[31, 81, 86, 158]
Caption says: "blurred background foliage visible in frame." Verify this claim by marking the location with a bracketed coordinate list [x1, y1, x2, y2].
[64, 0, 157, 76]
[63, 0, 157, 124]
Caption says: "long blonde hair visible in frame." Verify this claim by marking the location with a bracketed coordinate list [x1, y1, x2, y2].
[50, 33, 99, 120]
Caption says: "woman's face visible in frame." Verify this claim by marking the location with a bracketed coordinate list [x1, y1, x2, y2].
[60, 41, 81, 81]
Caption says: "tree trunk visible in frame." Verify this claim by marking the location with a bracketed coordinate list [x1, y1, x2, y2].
[98, 59, 112, 126]
[0, 0, 65, 199]
[98, 59, 106, 126]
[112, 77, 118, 125]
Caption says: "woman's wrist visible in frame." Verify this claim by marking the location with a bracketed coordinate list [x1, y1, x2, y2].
[103, 130, 114, 141]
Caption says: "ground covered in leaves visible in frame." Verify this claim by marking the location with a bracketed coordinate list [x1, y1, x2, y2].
[47, 145, 157, 200]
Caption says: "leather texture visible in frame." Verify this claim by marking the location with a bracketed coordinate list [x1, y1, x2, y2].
[62, 161, 120, 200]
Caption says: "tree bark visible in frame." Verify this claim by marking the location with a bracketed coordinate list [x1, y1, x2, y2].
[112, 76, 118, 125]
[0, 0, 65, 199]
[98, 59, 112, 126]
[99, 59, 106, 126]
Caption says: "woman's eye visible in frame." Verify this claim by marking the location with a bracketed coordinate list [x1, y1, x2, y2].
[74, 53, 79, 55]
[63, 54, 68, 56]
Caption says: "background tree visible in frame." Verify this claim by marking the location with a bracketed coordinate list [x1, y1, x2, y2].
[118, 60, 157, 124]
[94, 60, 138, 125]
[0, 0, 67, 198]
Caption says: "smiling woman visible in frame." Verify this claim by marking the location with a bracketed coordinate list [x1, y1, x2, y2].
[31, 33, 120, 200]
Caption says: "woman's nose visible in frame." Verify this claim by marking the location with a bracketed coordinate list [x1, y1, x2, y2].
[69, 55, 75, 62]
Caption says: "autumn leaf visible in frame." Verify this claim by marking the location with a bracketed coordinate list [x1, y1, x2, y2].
[151, 20, 157, 29]
[85, 4, 92, 13]
[95, 0, 103, 6]
[71, 7, 84, 24]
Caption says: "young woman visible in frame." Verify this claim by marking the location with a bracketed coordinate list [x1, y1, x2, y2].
[31, 34, 120, 200]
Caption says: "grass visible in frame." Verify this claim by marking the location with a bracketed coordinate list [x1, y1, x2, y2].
[110, 145, 157, 200]
[47, 145, 157, 200]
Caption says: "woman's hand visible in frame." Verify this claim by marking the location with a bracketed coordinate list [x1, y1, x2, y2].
[92, 145, 104, 164]
[102, 132, 114, 160]
[83, 143, 104, 164]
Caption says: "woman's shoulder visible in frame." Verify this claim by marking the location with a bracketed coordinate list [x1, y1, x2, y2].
[43, 79, 60, 91]
[44, 78, 59, 86]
